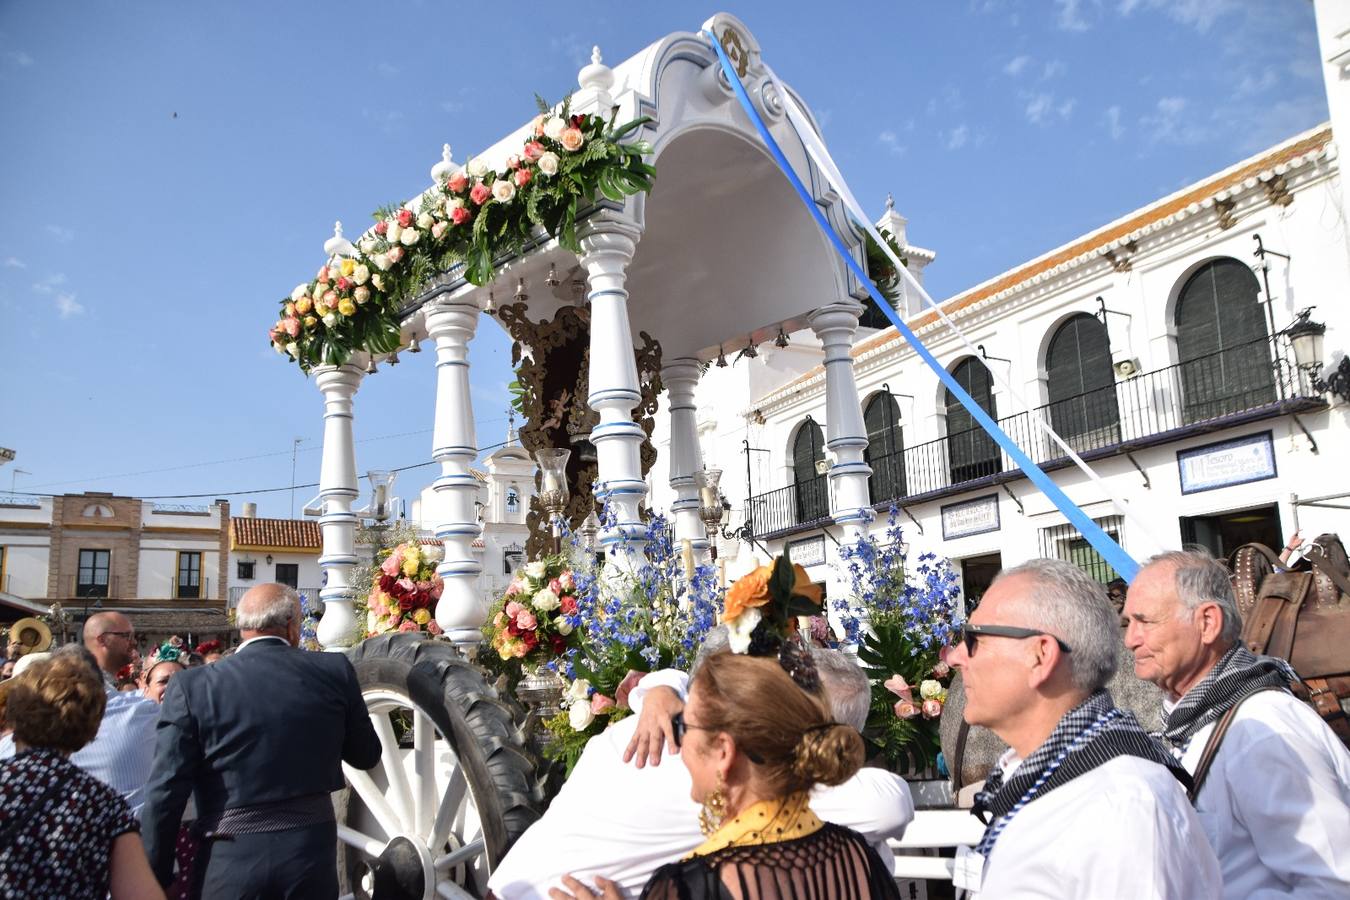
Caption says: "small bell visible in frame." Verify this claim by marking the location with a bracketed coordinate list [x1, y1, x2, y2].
[715, 346, 728, 368]
[545, 263, 561, 287]
[774, 328, 790, 348]
[515, 278, 529, 302]
[386, 351, 399, 367]
[741, 339, 758, 360]
[365, 358, 378, 375]
[483, 289, 496, 315]
[408, 339, 422, 354]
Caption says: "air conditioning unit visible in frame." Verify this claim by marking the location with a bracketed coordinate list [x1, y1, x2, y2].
[1113, 358, 1140, 379]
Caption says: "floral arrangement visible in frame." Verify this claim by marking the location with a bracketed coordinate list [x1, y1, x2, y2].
[299, 591, 321, 651]
[720, 550, 824, 655]
[539, 508, 723, 774]
[269, 98, 655, 373]
[837, 505, 961, 772]
[143, 636, 187, 679]
[483, 555, 580, 665]
[194, 639, 222, 657]
[364, 542, 445, 638]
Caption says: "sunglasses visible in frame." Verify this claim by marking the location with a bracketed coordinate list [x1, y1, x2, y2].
[672, 711, 765, 763]
[956, 623, 1072, 656]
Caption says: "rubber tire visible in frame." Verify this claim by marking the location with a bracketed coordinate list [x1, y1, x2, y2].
[338, 633, 543, 897]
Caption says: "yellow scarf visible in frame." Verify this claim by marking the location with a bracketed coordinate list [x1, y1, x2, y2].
[689, 791, 824, 857]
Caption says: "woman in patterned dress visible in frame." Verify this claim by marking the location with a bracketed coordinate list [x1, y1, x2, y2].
[0, 651, 165, 899]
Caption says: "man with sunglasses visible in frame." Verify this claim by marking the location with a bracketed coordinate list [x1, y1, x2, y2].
[1125, 551, 1350, 899]
[948, 558, 1219, 898]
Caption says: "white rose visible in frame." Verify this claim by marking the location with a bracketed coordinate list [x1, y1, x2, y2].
[532, 587, 560, 611]
[492, 179, 516, 203]
[273, 342, 286, 354]
[352, 264, 370, 285]
[447, 196, 466, 211]
[373, 253, 391, 272]
[566, 678, 591, 703]
[556, 618, 573, 635]
[417, 212, 434, 230]
[467, 157, 488, 178]
[291, 284, 309, 303]
[322, 313, 337, 328]
[525, 561, 547, 579]
[359, 236, 378, 255]
[543, 116, 565, 140]
[400, 227, 419, 246]
[372, 273, 385, 290]
[569, 701, 595, 731]
[725, 607, 762, 654]
[387, 222, 403, 243]
[537, 152, 559, 177]
[285, 342, 299, 357]
[919, 679, 944, 701]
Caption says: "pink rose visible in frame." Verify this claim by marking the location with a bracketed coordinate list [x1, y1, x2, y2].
[933, 661, 951, 678]
[560, 128, 584, 151]
[894, 700, 919, 719]
[397, 208, 413, 227]
[922, 699, 943, 719]
[381, 549, 403, 577]
[514, 168, 532, 187]
[549, 578, 562, 595]
[515, 609, 537, 630]
[322, 289, 337, 305]
[450, 206, 471, 225]
[505, 578, 522, 596]
[470, 183, 491, 205]
[427, 620, 442, 635]
[883, 675, 913, 702]
[447, 172, 469, 193]
[397, 577, 416, 595]
[523, 141, 545, 161]
[317, 266, 331, 284]
[283, 317, 301, 337]
[374, 221, 388, 236]
[614, 670, 644, 709]
[505, 154, 521, 169]
[558, 571, 574, 591]
[591, 693, 615, 714]
[386, 246, 404, 263]
[335, 277, 350, 292]
[505, 601, 524, 617]
[431, 221, 448, 240]
[399, 620, 420, 632]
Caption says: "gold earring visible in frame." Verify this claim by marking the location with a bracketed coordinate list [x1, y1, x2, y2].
[699, 772, 728, 836]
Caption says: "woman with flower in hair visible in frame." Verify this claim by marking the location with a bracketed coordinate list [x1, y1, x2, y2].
[141, 642, 186, 705]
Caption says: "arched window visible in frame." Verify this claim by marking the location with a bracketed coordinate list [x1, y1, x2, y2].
[792, 419, 829, 523]
[864, 392, 906, 503]
[505, 485, 520, 515]
[1045, 314, 1120, 450]
[1175, 259, 1273, 423]
[945, 358, 1001, 484]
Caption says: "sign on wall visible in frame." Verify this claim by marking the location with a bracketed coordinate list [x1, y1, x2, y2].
[941, 494, 1001, 541]
[786, 535, 826, 568]
[1177, 431, 1277, 495]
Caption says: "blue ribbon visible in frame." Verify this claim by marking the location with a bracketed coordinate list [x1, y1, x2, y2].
[702, 31, 1138, 582]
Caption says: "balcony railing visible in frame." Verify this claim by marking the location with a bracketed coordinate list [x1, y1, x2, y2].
[746, 334, 1322, 539]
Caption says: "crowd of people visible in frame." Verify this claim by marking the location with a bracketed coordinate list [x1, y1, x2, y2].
[0, 550, 1347, 899]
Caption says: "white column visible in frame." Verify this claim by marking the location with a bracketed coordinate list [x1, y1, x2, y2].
[663, 358, 709, 557]
[427, 296, 485, 650]
[314, 363, 364, 650]
[809, 300, 874, 544]
[579, 220, 649, 564]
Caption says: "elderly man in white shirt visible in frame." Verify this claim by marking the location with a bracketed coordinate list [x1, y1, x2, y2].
[1125, 550, 1350, 899]
[486, 644, 913, 899]
[948, 558, 1220, 899]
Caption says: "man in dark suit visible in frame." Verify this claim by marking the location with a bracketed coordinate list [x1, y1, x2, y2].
[142, 583, 381, 898]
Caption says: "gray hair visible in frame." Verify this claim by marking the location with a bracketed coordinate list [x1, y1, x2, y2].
[691, 625, 731, 676]
[236, 586, 300, 631]
[1143, 550, 1241, 645]
[992, 558, 1119, 692]
[811, 647, 870, 731]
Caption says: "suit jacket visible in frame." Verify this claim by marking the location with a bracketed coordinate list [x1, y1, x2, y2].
[140, 637, 381, 883]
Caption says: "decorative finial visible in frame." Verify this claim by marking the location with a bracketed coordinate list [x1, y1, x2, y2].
[324, 220, 356, 258]
[578, 44, 614, 98]
[591, 45, 603, 65]
[430, 143, 455, 182]
[885, 192, 895, 212]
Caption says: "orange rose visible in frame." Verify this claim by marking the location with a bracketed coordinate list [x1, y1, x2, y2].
[721, 565, 772, 623]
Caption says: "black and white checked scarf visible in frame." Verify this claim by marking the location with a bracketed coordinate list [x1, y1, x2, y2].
[972, 691, 1189, 833]
[1162, 644, 1296, 753]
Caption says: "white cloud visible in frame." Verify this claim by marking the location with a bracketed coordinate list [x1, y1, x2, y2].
[549, 33, 590, 67]
[32, 273, 67, 294]
[1024, 91, 1076, 126]
[54, 292, 84, 318]
[375, 61, 399, 78]
[1140, 95, 1208, 145]
[1004, 55, 1032, 76]
[1236, 68, 1279, 97]
[44, 224, 74, 242]
[1157, 96, 1187, 116]
[1042, 59, 1068, 80]
[1055, 0, 1091, 31]
[1105, 105, 1125, 140]
[947, 125, 970, 150]
[441, 99, 464, 114]
[1025, 94, 1054, 125]
[1116, 0, 1242, 33]
[878, 130, 907, 157]
[1058, 98, 1077, 119]
[2, 50, 33, 67]
[2, 256, 24, 269]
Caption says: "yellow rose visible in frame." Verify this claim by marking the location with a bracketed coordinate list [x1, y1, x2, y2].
[402, 556, 419, 577]
[337, 298, 356, 317]
[413, 608, 431, 624]
[340, 258, 356, 277]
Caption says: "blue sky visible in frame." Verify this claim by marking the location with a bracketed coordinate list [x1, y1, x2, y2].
[0, 0, 1328, 517]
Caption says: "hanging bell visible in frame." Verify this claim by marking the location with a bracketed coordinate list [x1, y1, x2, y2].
[408, 339, 422, 354]
[365, 357, 378, 375]
[774, 328, 790, 348]
[515, 278, 529, 302]
[715, 346, 728, 368]
[386, 351, 399, 367]
[483, 289, 496, 315]
[545, 263, 561, 287]
[741, 339, 758, 360]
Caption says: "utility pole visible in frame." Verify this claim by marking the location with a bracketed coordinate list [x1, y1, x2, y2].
[289, 438, 303, 518]
[9, 468, 30, 495]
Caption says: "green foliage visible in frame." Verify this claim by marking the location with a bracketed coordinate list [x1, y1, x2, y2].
[863, 226, 908, 306]
[855, 610, 946, 773]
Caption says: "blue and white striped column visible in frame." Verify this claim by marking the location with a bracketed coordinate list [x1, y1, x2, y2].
[663, 358, 710, 558]
[580, 221, 650, 567]
[426, 296, 486, 649]
[314, 363, 365, 650]
[808, 300, 874, 544]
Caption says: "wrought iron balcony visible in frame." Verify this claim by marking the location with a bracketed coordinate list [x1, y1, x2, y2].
[744, 334, 1324, 540]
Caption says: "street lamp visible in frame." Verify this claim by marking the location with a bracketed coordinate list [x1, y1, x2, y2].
[695, 468, 725, 561]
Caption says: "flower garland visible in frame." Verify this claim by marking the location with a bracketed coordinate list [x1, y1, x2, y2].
[364, 542, 445, 637]
[483, 554, 579, 664]
[269, 100, 655, 373]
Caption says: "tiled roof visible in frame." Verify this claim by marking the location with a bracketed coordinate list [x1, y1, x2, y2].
[231, 517, 322, 551]
[470, 468, 488, 484]
[761, 124, 1333, 405]
[126, 609, 235, 634]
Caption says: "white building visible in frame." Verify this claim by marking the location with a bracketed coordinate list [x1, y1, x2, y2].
[649, 117, 1349, 605]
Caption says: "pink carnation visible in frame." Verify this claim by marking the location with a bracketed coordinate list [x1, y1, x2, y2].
[396, 577, 416, 595]
[590, 693, 615, 714]
[922, 699, 943, 719]
[894, 700, 919, 719]
[505, 600, 524, 617]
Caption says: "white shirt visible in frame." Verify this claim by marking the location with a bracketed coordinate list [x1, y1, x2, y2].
[487, 713, 914, 899]
[1172, 689, 1350, 899]
[980, 754, 1221, 899]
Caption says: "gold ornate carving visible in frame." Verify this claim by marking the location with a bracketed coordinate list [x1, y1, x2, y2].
[720, 27, 749, 79]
